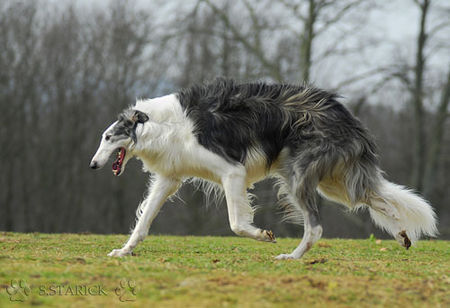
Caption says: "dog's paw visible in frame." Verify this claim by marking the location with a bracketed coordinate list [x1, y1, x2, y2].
[398, 230, 411, 250]
[275, 253, 296, 260]
[107, 248, 131, 257]
[261, 230, 277, 243]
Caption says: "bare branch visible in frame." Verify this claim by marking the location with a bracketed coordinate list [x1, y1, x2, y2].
[278, 0, 306, 21]
[428, 20, 450, 39]
[332, 67, 390, 90]
[201, 0, 283, 81]
[242, 0, 262, 51]
[315, 0, 364, 35]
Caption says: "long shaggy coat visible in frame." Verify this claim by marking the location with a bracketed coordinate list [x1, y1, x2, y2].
[90, 78, 437, 259]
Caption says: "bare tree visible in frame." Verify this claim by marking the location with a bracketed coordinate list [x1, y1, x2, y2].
[200, 0, 372, 84]
[390, 0, 450, 192]
[423, 66, 450, 196]
[410, 0, 431, 190]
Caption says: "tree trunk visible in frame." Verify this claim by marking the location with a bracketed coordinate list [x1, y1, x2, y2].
[301, 0, 316, 83]
[423, 67, 450, 196]
[410, 0, 429, 191]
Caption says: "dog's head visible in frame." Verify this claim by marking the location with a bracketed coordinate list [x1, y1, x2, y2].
[90, 109, 149, 176]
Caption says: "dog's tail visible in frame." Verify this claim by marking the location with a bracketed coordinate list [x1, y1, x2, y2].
[335, 132, 438, 244]
[367, 178, 438, 244]
[320, 155, 438, 245]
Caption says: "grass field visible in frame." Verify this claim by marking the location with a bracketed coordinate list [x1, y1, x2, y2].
[0, 232, 448, 307]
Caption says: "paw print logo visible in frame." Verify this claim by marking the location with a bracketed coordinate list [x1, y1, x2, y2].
[6, 280, 31, 302]
[114, 279, 137, 302]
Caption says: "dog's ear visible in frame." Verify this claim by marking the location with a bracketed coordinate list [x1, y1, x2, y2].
[117, 114, 134, 128]
[132, 110, 149, 124]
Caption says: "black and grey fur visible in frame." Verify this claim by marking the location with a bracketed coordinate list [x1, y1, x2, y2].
[110, 110, 149, 143]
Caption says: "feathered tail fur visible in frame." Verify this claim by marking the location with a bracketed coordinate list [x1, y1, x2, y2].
[368, 178, 438, 244]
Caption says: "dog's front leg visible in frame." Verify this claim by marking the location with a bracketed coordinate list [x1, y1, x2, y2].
[222, 167, 276, 242]
[108, 175, 181, 257]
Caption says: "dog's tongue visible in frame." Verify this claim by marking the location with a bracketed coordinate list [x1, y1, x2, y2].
[112, 148, 126, 176]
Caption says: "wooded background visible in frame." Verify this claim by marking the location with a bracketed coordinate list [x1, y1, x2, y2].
[1, 0, 449, 239]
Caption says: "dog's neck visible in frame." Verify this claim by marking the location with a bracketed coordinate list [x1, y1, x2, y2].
[134, 94, 184, 124]
[130, 93, 217, 178]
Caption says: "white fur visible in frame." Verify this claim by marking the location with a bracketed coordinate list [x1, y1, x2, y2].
[369, 179, 438, 244]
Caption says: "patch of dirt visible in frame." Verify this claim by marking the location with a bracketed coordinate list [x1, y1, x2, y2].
[280, 277, 304, 284]
[208, 277, 232, 286]
[306, 258, 327, 265]
[318, 242, 331, 248]
[0, 237, 20, 243]
[71, 257, 86, 264]
[307, 278, 327, 290]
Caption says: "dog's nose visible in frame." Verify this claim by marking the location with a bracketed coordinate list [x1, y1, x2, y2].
[90, 161, 98, 169]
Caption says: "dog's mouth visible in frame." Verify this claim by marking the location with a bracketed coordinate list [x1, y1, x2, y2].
[112, 147, 126, 176]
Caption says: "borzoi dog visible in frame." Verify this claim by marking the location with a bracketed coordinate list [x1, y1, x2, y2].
[90, 78, 437, 259]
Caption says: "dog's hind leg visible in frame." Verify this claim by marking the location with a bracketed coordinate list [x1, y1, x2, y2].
[221, 166, 276, 242]
[108, 175, 181, 257]
[275, 167, 323, 260]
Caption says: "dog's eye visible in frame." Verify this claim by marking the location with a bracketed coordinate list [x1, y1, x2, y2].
[105, 135, 111, 141]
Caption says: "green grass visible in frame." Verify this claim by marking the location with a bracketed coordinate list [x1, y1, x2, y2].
[0, 233, 448, 307]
